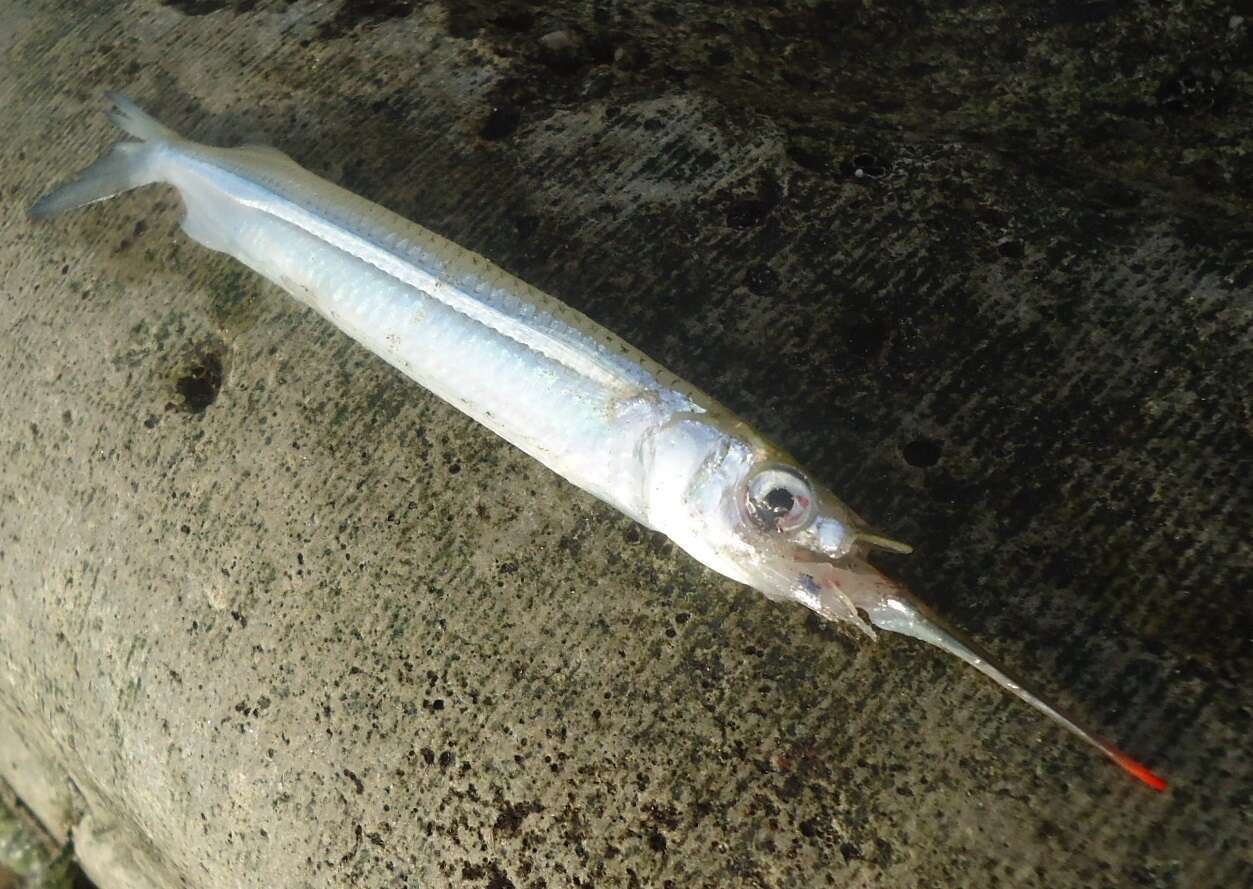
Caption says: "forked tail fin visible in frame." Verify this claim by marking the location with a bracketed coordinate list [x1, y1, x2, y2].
[28, 93, 177, 220]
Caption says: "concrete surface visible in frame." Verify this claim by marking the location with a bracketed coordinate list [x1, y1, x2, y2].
[2, 1, 1250, 887]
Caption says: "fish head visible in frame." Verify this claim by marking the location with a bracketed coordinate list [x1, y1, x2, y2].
[642, 410, 1168, 792]
[644, 412, 909, 635]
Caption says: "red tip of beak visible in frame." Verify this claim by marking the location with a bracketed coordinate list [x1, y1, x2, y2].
[1110, 748, 1168, 792]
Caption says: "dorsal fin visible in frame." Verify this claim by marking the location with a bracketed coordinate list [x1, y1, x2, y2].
[233, 143, 303, 167]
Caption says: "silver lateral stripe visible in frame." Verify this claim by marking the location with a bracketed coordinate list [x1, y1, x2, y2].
[223, 169, 641, 396]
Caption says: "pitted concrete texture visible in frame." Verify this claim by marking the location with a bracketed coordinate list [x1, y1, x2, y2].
[1, 2, 1250, 888]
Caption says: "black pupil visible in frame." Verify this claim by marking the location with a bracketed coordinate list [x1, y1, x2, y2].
[763, 486, 795, 516]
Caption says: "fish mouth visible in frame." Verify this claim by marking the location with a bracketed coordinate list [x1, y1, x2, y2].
[779, 548, 895, 637]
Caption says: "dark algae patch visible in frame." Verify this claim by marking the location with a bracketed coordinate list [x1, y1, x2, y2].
[434, 0, 1253, 226]
[159, 0, 258, 15]
[175, 353, 223, 414]
[317, 0, 417, 39]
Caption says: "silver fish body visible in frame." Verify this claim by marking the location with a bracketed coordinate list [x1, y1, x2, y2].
[29, 94, 1165, 791]
[163, 138, 702, 532]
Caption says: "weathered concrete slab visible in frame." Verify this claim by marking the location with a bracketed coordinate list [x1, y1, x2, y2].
[1, 2, 1250, 887]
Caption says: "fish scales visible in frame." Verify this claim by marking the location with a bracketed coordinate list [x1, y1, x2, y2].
[170, 134, 696, 524]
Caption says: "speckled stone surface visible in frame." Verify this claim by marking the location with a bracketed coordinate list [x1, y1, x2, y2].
[1, 2, 1250, 887]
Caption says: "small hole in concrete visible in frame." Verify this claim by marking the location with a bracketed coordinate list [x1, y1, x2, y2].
[903, 438, 942, 468]
[745, 265, 780, 296]
[480, 105, 521, 141]
[846, 318, 892, 359]
[997, 239, 1025, 259]
[841, 153, 889, 179]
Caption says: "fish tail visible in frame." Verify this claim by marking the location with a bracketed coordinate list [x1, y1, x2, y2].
[28, 93, 178, 220]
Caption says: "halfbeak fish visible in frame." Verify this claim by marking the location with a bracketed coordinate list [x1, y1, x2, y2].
[29, 93, 1166, 791]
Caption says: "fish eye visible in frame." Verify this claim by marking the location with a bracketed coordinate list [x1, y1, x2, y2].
[745, 466, 815, 533]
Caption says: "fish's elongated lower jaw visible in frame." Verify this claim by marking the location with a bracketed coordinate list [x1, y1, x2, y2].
[816, 557, 1167, 791]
